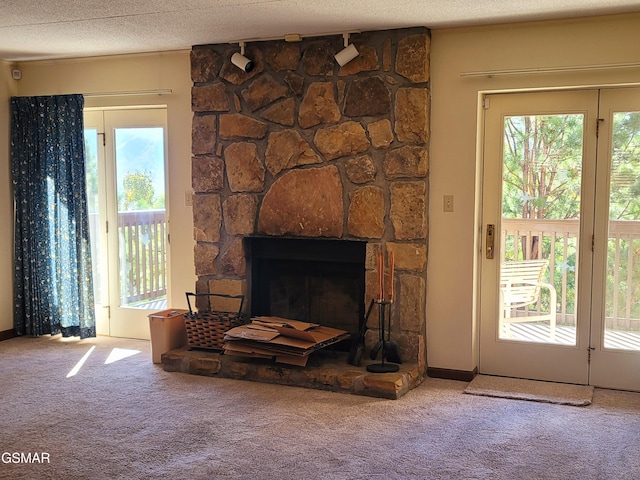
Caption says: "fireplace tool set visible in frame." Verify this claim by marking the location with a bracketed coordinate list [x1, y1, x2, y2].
[368, 300, 402, 371]
[365, 251, 402, 373]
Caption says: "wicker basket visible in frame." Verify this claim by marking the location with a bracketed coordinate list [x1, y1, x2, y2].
[184, 292, 245, 351]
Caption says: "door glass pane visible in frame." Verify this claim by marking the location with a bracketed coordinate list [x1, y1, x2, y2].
[605, 110, 640, 351]
[500, 114, 583, 345]
[114, 127, 167, 309]
[84, 129, 103, 306]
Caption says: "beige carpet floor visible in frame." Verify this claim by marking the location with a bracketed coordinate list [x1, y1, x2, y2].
[464, 374, 595, 406]
[2, 335, 640, 479]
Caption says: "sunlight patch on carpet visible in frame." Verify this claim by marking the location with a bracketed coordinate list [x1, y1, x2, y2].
[66, 346, 96, 378]
[464, 375, 594, 406]
[105, 348, 141, 365]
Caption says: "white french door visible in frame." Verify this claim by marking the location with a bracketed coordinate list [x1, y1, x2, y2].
[480, 87, 640, 391]
[590, 88, 640, 390]
[84, 108, 169, 340]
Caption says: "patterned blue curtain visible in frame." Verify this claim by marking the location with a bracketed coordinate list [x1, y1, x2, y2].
[11, 94, 96, 338]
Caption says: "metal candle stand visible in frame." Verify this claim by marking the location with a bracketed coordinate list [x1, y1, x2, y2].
[366, 300, 400, 373]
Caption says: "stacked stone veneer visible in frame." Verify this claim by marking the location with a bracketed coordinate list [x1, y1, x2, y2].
[190, 27, 430, 372]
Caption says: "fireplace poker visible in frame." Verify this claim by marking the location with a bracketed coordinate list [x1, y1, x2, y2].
[369, 301, 384, 361]
[384, 301, 402, 364]
[348, 299, 375, 366]
[384, 250, 402, 364]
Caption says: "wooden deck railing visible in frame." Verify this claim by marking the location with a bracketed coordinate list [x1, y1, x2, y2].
[502, 218, 640, 329]
[118, 210, 167, 306]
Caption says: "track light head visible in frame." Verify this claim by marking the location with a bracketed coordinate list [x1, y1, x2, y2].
[335, 33, 359, 66]
[231, 52, 254, 72]
[231, 42, 254, 72]
[335, 44, 359, 66]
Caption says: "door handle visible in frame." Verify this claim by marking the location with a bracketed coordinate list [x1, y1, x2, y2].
[486, 224, 495, 259]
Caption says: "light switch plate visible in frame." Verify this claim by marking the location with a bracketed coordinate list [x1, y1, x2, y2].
[443, 195, 454, 212]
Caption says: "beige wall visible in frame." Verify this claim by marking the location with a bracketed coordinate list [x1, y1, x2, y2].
[4, 13, 640, 368]
[12, 51, 195, 315]
[429, 12, 640, 372]
[0, 62, 18, 331]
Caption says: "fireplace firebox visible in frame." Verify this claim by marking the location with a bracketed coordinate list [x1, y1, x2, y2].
[245, 237, 366, 338]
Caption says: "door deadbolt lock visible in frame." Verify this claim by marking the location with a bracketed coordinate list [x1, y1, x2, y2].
[486, 224, 495, 259]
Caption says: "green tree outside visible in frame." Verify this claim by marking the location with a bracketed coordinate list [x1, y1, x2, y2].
[120, 170, 164, 211]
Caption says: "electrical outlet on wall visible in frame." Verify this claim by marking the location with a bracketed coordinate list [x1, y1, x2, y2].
[185, 191, 193, 207]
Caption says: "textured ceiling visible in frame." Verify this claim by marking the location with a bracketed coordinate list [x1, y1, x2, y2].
[1, 0, 640, 62]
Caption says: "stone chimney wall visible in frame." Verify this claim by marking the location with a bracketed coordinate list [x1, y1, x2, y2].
[190, 27, 430, 371]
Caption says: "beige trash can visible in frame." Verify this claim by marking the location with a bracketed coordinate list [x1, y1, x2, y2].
[148, 309, 189, 363]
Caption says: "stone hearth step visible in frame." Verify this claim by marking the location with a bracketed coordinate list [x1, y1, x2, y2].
[161, 348, 422, 400]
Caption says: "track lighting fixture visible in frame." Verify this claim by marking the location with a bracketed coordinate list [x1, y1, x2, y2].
[231, 41, 254, 73]
[335, 33, 359, 67]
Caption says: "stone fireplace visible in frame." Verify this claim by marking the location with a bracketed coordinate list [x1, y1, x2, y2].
[189, 27, 430, 375]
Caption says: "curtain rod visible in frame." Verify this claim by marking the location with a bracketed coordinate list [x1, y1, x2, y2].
[460, 61, 640, 78]
[83, 89, 172, 98]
